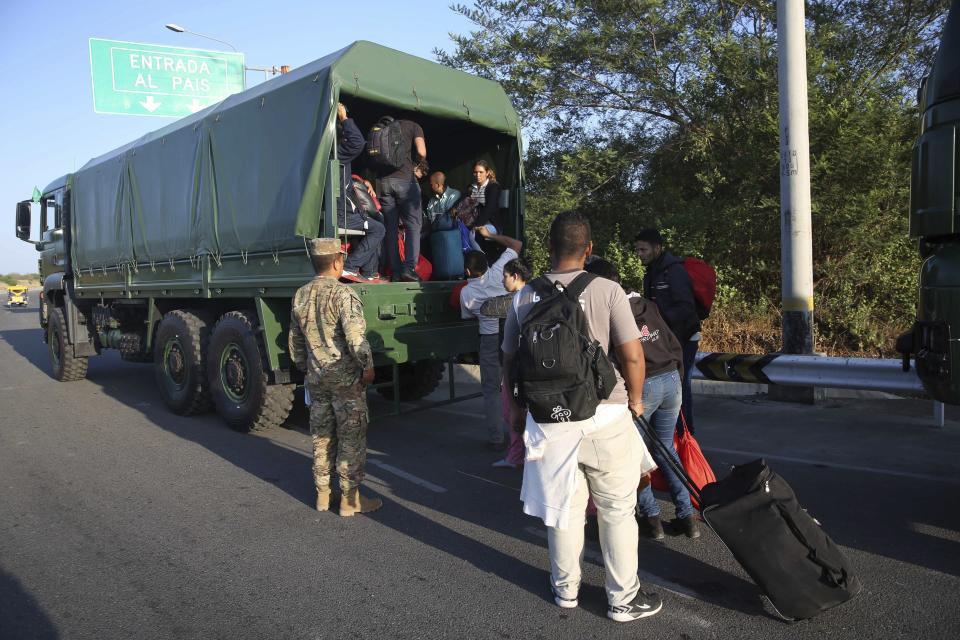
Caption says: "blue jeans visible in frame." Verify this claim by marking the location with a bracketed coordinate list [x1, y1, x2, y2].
[379, 177, 422, 275]
[343, 211, 385, 276]
[636, 369, 694, 519]
[479, 334, 507, 444]
[677, 339, 698, 434]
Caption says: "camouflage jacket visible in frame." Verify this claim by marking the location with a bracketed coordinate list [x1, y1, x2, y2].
[289, 276, 374, 385]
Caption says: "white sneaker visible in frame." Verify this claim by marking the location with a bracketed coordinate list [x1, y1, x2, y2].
[491, 458, 517, 469]
[552, 586, 578, 609]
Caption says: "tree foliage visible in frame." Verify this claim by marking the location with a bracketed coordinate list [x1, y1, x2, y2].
[439, 0, 949, 353]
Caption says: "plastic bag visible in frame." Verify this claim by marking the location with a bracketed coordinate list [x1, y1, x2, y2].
[649, 411, 716, 509]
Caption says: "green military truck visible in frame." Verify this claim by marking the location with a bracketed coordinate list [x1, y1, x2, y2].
[13, 41, 524, 431]
[898, 1, 960, 403]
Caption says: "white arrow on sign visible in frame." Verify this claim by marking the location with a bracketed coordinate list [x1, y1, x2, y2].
[186, 99, 204, 114]
[139, 96, 162, 112]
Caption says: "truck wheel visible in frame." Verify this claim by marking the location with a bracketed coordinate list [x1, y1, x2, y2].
[375, 359, 445, 401]
[154, 310, 213, 415]
[48, 307, 89, 381]
[207, 310, 294, 433]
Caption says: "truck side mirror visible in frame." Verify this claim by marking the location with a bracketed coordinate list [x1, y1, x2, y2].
[15, 200, 34, 242]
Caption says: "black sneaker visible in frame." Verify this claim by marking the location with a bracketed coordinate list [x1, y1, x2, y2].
[584, 514, 599, 542]
[399, 269, 421, 282]
[637, 514, 665, 540]
[607, 589, 663, 622]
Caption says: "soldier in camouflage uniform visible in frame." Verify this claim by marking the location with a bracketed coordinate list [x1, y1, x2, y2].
[289, 238, 383, 517]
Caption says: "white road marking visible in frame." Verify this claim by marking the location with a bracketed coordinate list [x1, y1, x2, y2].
[361, 474, 392, 492]
[259, 441, 447, 493]
[523, 527, 701, 602]
[703, 446, 960, 485]
[366, 459, 447, 493]
[0, 384, 60, 392]
[908, 521, 960, 542]
[457, 470, 521, 492]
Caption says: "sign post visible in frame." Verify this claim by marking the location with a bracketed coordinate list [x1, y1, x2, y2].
[89, 38, 245, 118]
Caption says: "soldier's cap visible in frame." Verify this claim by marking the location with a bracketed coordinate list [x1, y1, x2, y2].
[307, 237, 346, 257]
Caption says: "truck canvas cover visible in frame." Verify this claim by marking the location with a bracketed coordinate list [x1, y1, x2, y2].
[70, 41, 521, 270]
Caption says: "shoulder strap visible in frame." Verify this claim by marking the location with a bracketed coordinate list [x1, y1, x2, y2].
[561, 272, 597, 301]
[528, 275, 555, 298]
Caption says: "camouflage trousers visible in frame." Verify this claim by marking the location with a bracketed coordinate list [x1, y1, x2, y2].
[307, 378, 369, 492]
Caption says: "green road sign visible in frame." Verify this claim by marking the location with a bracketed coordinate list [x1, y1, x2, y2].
[89, 38, 245, 118]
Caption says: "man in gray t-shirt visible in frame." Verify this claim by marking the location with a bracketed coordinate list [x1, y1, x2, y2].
[501, 211, 664, 623]
[502, 269, 640, 407]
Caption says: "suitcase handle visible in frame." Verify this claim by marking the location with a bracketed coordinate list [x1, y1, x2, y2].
[634, 415, 702, 505]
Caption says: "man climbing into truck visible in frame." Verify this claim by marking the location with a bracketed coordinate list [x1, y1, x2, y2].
[366, 116, 427, 282]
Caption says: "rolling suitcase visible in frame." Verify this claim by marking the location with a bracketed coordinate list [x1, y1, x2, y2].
[430, 228, 465, 280]
[635, 416, 862, 621]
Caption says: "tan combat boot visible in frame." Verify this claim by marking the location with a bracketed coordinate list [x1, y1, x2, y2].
[316, 486, 334, 512]
[338, 487, 383, 517]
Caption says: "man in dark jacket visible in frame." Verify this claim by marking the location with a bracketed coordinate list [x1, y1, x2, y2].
[336, 102, 385, 281]
[635, 229, 700, 433]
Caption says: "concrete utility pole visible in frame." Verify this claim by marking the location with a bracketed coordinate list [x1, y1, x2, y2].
[777, 0, 815, 355]
[773, 0, 817, 402]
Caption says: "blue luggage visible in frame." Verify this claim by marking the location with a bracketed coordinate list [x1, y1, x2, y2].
[430, 228, 464, 280]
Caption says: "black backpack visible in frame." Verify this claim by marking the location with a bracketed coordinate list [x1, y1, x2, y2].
[514, 273, 618, 423]
[366, 116, 411, 172]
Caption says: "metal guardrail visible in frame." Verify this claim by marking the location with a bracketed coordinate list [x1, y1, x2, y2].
[692, 352, 926, 394]
[691, 352, 944, 426]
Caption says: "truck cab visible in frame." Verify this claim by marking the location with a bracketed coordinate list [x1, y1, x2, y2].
[898, 1, 960, 403]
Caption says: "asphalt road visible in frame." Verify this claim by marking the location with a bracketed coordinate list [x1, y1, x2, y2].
[2, 295, 959, 639]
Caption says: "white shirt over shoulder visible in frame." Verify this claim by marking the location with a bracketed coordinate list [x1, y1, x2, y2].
[459, 247, 518, 335]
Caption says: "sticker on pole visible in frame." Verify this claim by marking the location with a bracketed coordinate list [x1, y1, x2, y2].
[89, 37, 245, 118]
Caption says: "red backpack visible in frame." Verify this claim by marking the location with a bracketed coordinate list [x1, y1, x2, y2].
[683, 257, 716, 320]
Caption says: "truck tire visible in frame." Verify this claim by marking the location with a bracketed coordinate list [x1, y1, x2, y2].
[154, 310, 213, 415]
[47, 307, 89, 381]
[207, 310, 294, 433]
[375, 359, 445, 401]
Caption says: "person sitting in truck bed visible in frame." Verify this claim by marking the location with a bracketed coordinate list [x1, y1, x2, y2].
[467, 160, 505, 257]
[336, 103, 385, 282]
[425, 171, 461, 230]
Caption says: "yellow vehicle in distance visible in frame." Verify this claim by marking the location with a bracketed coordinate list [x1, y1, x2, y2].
[5, 286, 28, 307]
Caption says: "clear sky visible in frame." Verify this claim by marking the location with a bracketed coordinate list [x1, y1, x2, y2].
[0, 0, 476, 274]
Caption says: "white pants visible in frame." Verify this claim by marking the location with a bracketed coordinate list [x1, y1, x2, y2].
[547, 417, 644, 607]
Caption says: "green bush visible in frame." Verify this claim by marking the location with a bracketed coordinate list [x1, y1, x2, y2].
[441, 0, 946, 354]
